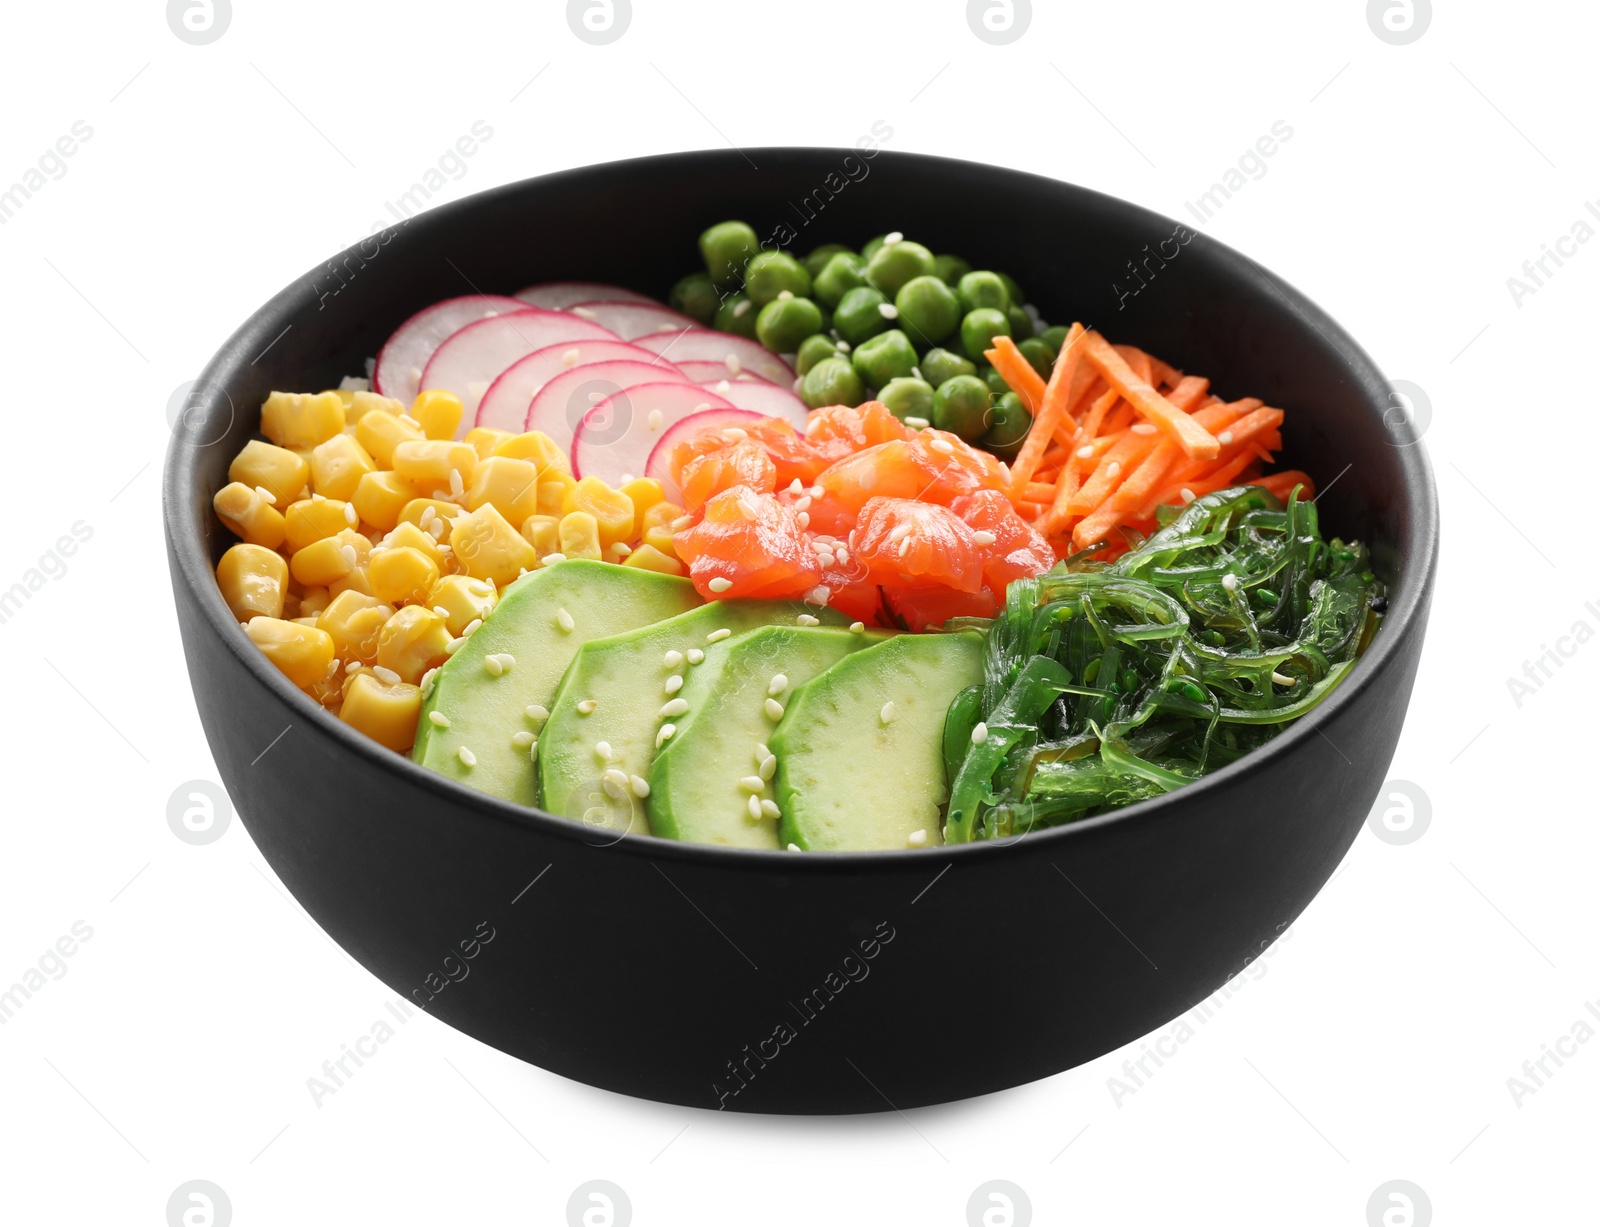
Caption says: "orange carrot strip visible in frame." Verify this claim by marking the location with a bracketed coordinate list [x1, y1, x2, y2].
[1083, 331, 1220, 459]
[1098, 401, 1135, 438]
[1021, 481, 1060, 504]
[1114, 344, 1155, 386]
[1078, 387, 1121, 442]
[984, 337, 1047, 415]
[1068, 431, 1158, 516]
[1108, 377, 1212, 512]
[1007, 323, 1085, 493]
[1251, 470, 1316, 500]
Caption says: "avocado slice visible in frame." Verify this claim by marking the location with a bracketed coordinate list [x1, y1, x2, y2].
[413, 560, 700, 806]
[539, 600, 844, 835]
[772, 631, 985, 852]
[648, 625, 887, 848]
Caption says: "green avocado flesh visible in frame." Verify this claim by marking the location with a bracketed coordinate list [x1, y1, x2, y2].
[539, 600, 845, 834]
[648, 625, 888, 848]
[412, 560, 699, 807]
[772, 631, 985, 852]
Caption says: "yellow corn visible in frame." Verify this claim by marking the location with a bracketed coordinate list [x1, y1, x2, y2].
[216, 543, 289, 621]
[212, 482, 287, 549]
[369, 545, 441, 606]
[329, 566, 376, 599]
[351, 470, 413, 532]
[297, 585, 331, 617]
[428, 574, 498, 636]
[246, 616, 337, 688]
[316, 590, 394, 664]
[620, 477, 665, 537]
[228, 440, 310, 507]
[520, 514, 561, 558]
[621, 543, 686, 576]
[450, 504, 538, 586]
[260, 390, 346, 451]
[349, 390, 406, 422]
[356, 409, 425, 467]
[557, 511, 603, 561]
[381, 519, 447, 568]
[309, 433, 377, 502]
[493, 430, 569, 474]
[284, 498, 357, 554]
[641, 500, 687, 556]
[290, 528, 371, 587]
[339, 672, 424, 751]
[392, 439, 477, 494]
[411, 389, 464, 441]
[465, 455, 542, 525]
[536, 470, 577, 517]
[375, 605, 452, 684]
[562, 476, 635, 550]
[465, 427, 515, 460]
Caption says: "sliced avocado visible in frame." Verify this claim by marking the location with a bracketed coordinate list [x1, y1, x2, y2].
[649, 625, 887, 848]
[772, 631, 985, 852]
[413, 560, 699, 806]
[539, 600, 844, 834]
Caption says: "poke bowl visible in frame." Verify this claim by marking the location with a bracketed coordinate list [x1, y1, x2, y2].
[163, 148, 1437, 1113]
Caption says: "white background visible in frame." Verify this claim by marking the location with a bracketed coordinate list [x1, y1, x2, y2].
[2, 1, 1595, 1224]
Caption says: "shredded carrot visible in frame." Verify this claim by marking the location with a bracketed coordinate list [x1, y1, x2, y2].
[1083, 331, 1220, 460]
[1114, 344, 1155, 387]
[1007, 323, 1085, 494]
[1068, 430, 1158, 516]
[1251, 470, 1316, 500]
[984, 337, 1047, 415]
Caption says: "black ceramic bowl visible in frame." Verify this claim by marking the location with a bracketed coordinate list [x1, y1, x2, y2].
[164, 149, 1437, 1114]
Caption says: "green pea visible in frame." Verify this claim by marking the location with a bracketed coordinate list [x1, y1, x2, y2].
[699, 220, 758, 285]
[933, 254, 971, 286]
[812, 251, 867, 309]
[756, 296, 824, 354]
[833, 285, 892, 346]
[743, 251, 811, 307]
[796, 333, 841, 377]
[800, 356, 865, 409]
[996, 273, 1026, 308]
[983, 365, 1011, 396]
[879, 377, 935, 424]
[1018, 337, 1054, 379]
[851, 329, 918, 389]
[961, 307, 1011, 362]
[1006, 303, 1035, 341]
[932, 375, 993, 441]
[803, 243, 853, 279]
[668, 272, 719, 326]
[859, 234, 889, 262]
[1040, 324, 1070, 356]
[919, 347, 976, 387]
[982, 391, 1032, 459]
[957, 271, 1010, 314]
[712, 292, 760, 340]
[865, 240, 936, 298]
[893, 275, 961, 346]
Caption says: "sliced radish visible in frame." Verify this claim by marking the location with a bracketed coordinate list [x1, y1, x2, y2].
[514, 282, 659, 309]
[697, 379, 809, 429]
[566, 300, 704, 341]
[421, 309, 618, 432]
[674, 360, 774, 385]
[644, 408, 767, 502]
[572, 383, 735, 484]
[373, 295, 526, 404]
[475, 340, 683, 433]
[628, 329, 794, 385]
[526, 361, 694, 462]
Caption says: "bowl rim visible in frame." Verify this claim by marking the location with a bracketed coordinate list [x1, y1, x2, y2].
[163, 145, 1441, 870]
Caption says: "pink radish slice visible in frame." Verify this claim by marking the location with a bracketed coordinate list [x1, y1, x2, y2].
[674, 360, 774, 385]
[643, 408, 767, 502]
[628, 329, 794, 385]
[373, 295, 526, 404]
[476, 340, 683, 432]
[421, 309, 618, 434]
[697, 379, 809, 429]
[566, 300, 704, 341]
[571, 383, 735, 484]
[526, 361, 694, 463]
[514, 282, 658, 309]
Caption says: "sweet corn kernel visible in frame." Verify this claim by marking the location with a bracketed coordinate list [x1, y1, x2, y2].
[246, 616, 337, 688]
[339, 672, 424, 751]
[297, 585, 331, 617]
[620, 477, 666, 536]
[392, 439, 477, 492]
[369, 545, 442, 606]
[260, 390, 346, 450]
[284, 498, 356, 553]
[427, 574, 498, 636]
[380, 519, 447, 568]
[349, 390, 405, 422]
[216, 543, 289, 620]
[450, 504, 538, 586]
[562, 476, 636, 550]
[328, 565, 376, 599]
[351, 470, 413, 532]
[316, 590, 394, 664]
[290, 528, 371, 587]
[493, 430, 569, 474]
[213, 482, 287, 549]
[357, 408, 426, 467]
[557, 511, 603, 561]
[465, 427, 515, 460]
[621, 543, 686, 576]
[641, 500, 687, 556]
[536, 470, 577, 517]
[465, 455, 542, 525]
[309, 433, 377, 502]
[520, 514, 561, 558]
[411, 389, 464, 441]
[375, 605, 453, 684]
[229, 440, 310, 508]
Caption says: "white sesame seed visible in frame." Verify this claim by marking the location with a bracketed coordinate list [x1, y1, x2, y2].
[576, 698, 597, 714]
[761, 800, 782, 819]
[775, 289, 794, 301]
[880, 702, 896, 725]
[911, 366, 923, 380]
[908, 829, 928, 847]
[904, 416, 930, 429]
[884, 231, 903, 244]
[671, 515, 693, 531]
[759, 754, 777, 781]
[373, 665, 401, 685]
[849, 621, 865, 633]
[888, 523, 912, 543]
[428, 710, 450, 728]
[797, 614, 820, 626]
[1271, 671, 1296, 687]
[768, 673, 788, 696]
[1076, 444, 1095, 460]
[528, 739, 539, 761]
[572, 306, 598, 320]
[835, 547, 850, 566]
[686, 648, 704, 665]
[344, 503, 358, 526]
[339, 543, 359, 569]
[512, 730, 535, 748]
[1180, 487, 1197, 504]
[346, 660, 362, 674]
[1218, 430, 1235, 444]
[1131, 423, 1158, 435]
[740, 776, 765, 793]
[788, 478, 805, 494]
[708, 577, 733, 593]
[432, 605, 450, 619]
[898, 536, 912, 558]
[648, 409, 664, 431]
[609, 542, 632, 558]
[787, 842, 802, 852]
[449, 469, 464, 498]
[484, 656, 504, 677]
[732, 301, 751, 319]
[755, 742, 771, 761]
[630, 775, 651, 798]
[457, 746, 477, 767]
[707, 628, 731, 643]
[603, 769, 628, 799]
[420, 667, 439, 696]
[715, 379, 732, 394]
[542, 553, 568, 566]
[557, 607, 575, 632]
[796, 511, 810, 528]
[809, 585, 831, 603]
[971, 721, 988, 744]
[656, 723, 676, 747]
[972, 530, 998, 546]
[665, 674, 684, 695]
[595, 741, 613, 760]
[561, 347, 580, 366]
[1221, 573, 1241, 593]
[254, 485, 277, 505]
[1106, 461, 1121, 478]
[928, 437, 955, 455]
[664, 649, 684, 668]
[812, 540, 835, 556]
[525, 704, 549, 722]
[808, 486, 823, 498]
[462, 618, 483, 636]
[878, 303, 899, 319]
[748, 794, 764, 820]
[726, 353, 743, 373]
[660, 698, 689, 718]
[765, 698, 786, 720]
[795, 495, 813, 512]
[721, 427, 749, 441]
